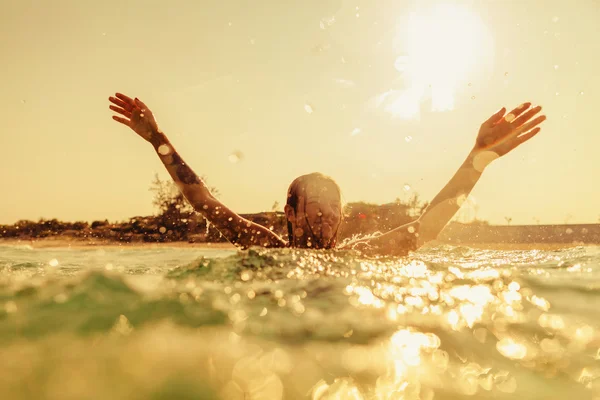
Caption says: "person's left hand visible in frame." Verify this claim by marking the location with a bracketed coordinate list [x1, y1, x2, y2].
[474, 102, 546, 157]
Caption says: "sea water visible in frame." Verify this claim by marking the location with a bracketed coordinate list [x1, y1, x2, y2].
[1, 243, 599, 399]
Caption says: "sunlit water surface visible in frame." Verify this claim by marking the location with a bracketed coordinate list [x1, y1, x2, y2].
[1, 244, 600, 399]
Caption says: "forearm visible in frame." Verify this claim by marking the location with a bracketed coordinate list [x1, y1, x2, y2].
[148, 131, 214, 207]
[418, 150, 483, 243]
[147, 130, 286, 249]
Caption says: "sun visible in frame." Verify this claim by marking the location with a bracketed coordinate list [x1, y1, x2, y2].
[383, 3, 494, 119]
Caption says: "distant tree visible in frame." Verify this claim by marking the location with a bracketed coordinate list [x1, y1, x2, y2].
[271, 201, 280, 212]
[469, 218, 490, 226]
[148, 174, 221, 240]
[91, 220, 109, 229]
[564, 214, 573, 224]
[149, 173, 219, 217]
[339, 199, 414, 239]
[504, 217, 512, 225]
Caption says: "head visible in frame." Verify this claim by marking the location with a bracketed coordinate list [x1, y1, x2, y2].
[284, 172, 343, 249]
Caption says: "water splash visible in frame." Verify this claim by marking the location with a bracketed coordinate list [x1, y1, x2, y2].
[228, 151, 244, 163]
[1, 246, 599, 399]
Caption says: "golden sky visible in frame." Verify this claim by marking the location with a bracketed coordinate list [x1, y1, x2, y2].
[1, 0, 598, 225]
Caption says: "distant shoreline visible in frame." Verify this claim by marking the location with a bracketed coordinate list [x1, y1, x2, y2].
[0, 237, 589, 251]
[0, 237, 237, 250]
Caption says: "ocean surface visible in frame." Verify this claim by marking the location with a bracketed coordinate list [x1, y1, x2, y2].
[1, 243, 599, 399]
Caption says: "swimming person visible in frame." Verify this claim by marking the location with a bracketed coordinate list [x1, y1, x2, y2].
[109, 93, 546, 255]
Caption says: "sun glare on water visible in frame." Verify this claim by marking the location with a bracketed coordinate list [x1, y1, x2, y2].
[381, 3, 493, 119]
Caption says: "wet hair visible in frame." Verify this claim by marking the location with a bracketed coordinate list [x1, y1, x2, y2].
[286, 172, 341, 244]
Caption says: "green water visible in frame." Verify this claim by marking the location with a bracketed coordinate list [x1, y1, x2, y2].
[1, 244, 599, 399]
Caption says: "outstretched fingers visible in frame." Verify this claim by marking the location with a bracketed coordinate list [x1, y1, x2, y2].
[511, 105, 542, 128]
[515, 114, 546, 135]
[503, 102, 532, 123]
[115, 93, 135, 105]
[484, 107, 506, 126]
[109, 105, 131, 118]
[112, 116, 130, 126]
[505, 127, 542, 152]
[109, 96, 133, 111]
[516, 127, 541, 144]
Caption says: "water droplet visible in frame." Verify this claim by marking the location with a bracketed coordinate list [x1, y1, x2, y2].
[555, 92, 560, 96]
[334, 78, 355, 88]
[356, 13, 360, 18]
[249, 38, 255, 45]
[159, 227, 167, 234]
[355, 6, 359, 10]
[54, 293, 67, 303]
[319, 16, 335, 30]
[4, 301, 17, 313]
[405, 136, 413, 143]
[580, 91, 584, 95]
[504, 72, 509, 76]
[312, 43, 331, 53]
[228, 22, 232, 26]
[407, 226, 415, 233]
[403, 184, 411, 191]
[341, 57, 346, 64]
[496, 338, 527, 360]
[350, 128, 361, 136]
[49, 259, 59, 267]
[102, 32, 106, 36]
[112, 314, 134, 336]
[468, 82, 472, 87]
[228, 150, 244, 163]
[554, 64, 559, 70]
[304, 104, 314, 114]
[394, 56, 409, 72]
[21, 99, 26, 104]
[157, 144, 171, 155]
[240, 270, 252, 281]
[471, 96, 476, 100]
[552, 16, 559, 23]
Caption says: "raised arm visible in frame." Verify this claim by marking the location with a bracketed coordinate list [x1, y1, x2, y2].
[416, 102, 546, 244]
[350, 102, 546, 255]
[109, 93, 286, 249]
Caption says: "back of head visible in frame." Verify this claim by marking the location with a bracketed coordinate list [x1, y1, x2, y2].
[286, 172, 341, 245]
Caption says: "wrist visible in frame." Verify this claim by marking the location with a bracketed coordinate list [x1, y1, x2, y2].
[150, 129, 168, 150]
[467, 148, 498, 173]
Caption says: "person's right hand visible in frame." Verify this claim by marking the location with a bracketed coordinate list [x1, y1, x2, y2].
[473, 102, 546, 158]
[109, 93, 160, 144]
